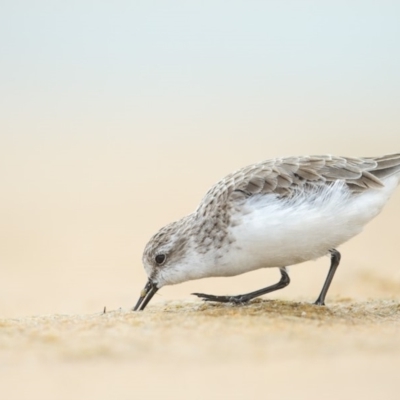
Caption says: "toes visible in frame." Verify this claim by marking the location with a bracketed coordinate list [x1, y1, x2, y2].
[192, 293, 229, 302]
[192, 293, 215, 300]
[230, 296, 250, 304]
[192, 293, 249, 304]
[192, 292, 208, 298]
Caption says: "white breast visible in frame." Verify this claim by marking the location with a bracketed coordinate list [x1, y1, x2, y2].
[211, 177, 399, 277]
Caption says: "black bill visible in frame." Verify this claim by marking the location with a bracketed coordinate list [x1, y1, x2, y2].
[133, 279, 159, 311]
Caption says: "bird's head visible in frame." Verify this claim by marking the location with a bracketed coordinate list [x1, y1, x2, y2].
[133, 215, 210, 311]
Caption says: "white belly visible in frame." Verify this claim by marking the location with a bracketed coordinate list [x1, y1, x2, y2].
[212, 177, 398, 277]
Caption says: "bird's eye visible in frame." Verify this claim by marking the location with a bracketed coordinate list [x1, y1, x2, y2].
[155, 254, 166, 265]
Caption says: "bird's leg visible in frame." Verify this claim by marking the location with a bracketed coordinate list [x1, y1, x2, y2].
[192, 267, 290, 304]
[314, 249, 341, 306]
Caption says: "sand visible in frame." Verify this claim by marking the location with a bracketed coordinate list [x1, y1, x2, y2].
[2, 4, 400, 397]
[1, 296, 400, 400]
[1, 152, 399, 400]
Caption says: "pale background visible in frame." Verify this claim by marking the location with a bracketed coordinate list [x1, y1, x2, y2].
[1, 1, 400, 399]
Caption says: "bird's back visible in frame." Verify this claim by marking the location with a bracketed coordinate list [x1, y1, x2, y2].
[201, 154, 400, 276]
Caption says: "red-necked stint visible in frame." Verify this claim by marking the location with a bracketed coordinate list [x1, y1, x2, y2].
[133, 154, 400, 311]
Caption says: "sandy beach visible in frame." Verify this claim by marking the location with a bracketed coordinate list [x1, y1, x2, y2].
[2, 3, 400, 399]
[2, 296, 400, 400]
[1, 168, 399, 400]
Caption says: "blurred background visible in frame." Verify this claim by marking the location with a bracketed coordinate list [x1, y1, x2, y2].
[1, 0, 399, 318]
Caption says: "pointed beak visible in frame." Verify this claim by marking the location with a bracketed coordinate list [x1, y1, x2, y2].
[133, 279, 159, 311]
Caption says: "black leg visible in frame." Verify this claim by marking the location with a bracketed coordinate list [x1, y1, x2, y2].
[192, 267, 290, 304]
[314, 249, 341, 306]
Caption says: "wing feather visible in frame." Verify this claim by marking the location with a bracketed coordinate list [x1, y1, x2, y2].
[198, 154, 400, 213]
[231, 154, 400, 199]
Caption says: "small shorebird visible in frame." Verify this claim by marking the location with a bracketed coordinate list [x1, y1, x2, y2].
[134, 154, 400, 311]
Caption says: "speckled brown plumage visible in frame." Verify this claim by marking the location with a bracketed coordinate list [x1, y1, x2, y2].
[134, 153, 400, 310]
[191, 154, 400, 253]
[141, 154, 400, 284]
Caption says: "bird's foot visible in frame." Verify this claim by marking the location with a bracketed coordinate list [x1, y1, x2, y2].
[192, 292, 250, 305]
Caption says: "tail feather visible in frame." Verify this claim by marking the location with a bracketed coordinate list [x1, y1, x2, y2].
[374, 153, 400, 170]
[370, 154, 400, 180]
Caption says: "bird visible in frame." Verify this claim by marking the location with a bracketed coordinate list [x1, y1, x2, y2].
[133, 154, 400, 311]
